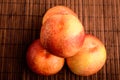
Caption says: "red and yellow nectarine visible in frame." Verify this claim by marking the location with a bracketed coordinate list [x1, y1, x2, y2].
[26, 39, 64, 76]
[42, 6, 77, 24]
[66, 35, 106, 76]
[40, 14, 84, 58]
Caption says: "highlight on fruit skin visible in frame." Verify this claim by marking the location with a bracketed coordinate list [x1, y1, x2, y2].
[42, 5, 78, 24]
[66, 34, 107, 76]
[40, 14, 85, 58]
[26, 39, 64, 76]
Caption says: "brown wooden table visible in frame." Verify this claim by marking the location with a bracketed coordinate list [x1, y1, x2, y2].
[0, 0, 120, 80]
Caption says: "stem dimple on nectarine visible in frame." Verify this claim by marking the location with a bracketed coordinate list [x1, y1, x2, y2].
[26, 39, 64, 76]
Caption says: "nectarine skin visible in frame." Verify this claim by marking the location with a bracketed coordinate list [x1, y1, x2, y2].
[26, 39, 64, 76]
[66, 35, 107, 76]
[42, 6, 77, 24]
[40, 14, 85, 58]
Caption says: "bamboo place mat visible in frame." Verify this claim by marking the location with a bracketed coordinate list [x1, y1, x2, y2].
[0, 0, 120, 80]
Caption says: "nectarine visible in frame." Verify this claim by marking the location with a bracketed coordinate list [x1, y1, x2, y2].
[66, 35, 106, 76]
[26, 39, 64, 76]
[40, 14, 84, 58]
[42, 6, 77, 24]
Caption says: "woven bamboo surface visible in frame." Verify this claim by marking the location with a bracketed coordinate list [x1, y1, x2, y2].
[0, 0, 120, 80]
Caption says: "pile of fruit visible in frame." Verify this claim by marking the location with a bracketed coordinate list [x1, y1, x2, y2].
[26, 6, 107, 76]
